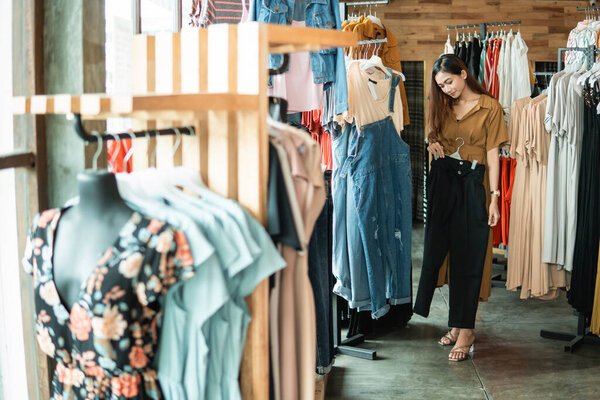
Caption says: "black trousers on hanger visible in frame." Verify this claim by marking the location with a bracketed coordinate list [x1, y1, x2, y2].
[414, 157, 489, 329]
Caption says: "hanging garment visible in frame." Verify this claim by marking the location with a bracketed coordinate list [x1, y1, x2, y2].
[568, 79, 600, 318]
[468, 37, 482, 79]
[23, 208, 197, 399]
[414, 157, 489, 329]
[501, 157, 517, 246]
[107, 139, 133, 173]
[510, 31, 532, 105]
[490, 37, 502, 99]
[542, 71, 585, 272]
[343, 18, 411, 125]
[337, 61, 403, 133]
[269, 21, 324, 113]
[117, 170, 286, 400]
[269, 120, 325, 400]
[478, 37, 487, 86]
[506, 94, 569, 299]
[444, 36, 454, 55]
[498, 31, 514, 115]
[590, 242, 600, 337]
[332, 70, 412, 318]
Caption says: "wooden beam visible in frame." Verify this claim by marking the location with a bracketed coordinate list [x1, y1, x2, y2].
[0, 152, 36, 170]
[266, 23, 358, 53]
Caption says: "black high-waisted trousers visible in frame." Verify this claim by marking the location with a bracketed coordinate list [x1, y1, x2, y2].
[414, 157, 489, 329]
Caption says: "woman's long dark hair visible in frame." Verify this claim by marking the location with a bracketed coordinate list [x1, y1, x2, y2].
[428, 54, 492, 142]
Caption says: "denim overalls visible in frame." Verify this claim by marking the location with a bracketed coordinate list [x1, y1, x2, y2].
[332, 73, 413, 319]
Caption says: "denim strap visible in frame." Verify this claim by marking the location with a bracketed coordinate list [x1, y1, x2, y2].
[387, 71, 401, 113]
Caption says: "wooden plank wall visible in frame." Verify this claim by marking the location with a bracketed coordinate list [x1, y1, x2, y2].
[349, 0, 586, 79]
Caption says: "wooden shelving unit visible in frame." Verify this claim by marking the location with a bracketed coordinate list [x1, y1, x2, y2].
[13, 22, 356, 400]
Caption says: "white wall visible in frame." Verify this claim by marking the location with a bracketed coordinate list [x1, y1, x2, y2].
[0, 0, 31, 398]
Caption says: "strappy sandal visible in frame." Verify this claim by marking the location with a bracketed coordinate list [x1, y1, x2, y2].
[448, 343, 474, 362]
[438, 330, 458, 346]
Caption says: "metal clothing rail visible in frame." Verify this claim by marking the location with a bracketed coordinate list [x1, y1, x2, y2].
[577, 6, 600, 11]
[446, 20, 521, 30]
[344, 0, 388, 6]
[538, 50, 600, 352]
[446, 20, 521, 39]
[557, 46, 595, 72]
[70, 113, 195, 143]
[357, 38, 387, 45]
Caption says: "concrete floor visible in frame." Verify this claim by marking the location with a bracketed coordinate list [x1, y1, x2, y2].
[326, 224, 600, 400]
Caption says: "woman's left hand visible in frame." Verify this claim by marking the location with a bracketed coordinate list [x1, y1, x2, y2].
[488, 199, 500, 227]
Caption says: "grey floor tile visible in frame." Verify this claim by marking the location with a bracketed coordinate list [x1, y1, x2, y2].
[325, 223, 600, 400]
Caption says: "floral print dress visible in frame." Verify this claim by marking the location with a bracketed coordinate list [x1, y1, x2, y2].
[23, 208, 195, 399]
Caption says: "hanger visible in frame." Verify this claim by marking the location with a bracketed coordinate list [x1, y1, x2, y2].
[360, 55, 391, 77]
[109, 133, 121, 170]
[448, 137, 465, 160]
[92, 132, 103, 170]
[172, 127, 182, 158]
[123, 131, 136, 166]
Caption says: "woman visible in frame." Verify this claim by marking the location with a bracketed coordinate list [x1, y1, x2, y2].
[414, 54, 509, 361]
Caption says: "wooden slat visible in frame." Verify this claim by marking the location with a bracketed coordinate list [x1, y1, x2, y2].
[132, 34, 155, 170]
[0, 152, 36, 170]
[155, 32, 182, 168]
[266, 23, 358, 53]
[237, 22, 269, 400]
[12, 93, 260, 116]
[180, 28, 209, 183]
[207, 24, 239, 199]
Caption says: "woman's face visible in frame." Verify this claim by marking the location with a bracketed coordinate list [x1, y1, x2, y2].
[435, 70, 467, 99]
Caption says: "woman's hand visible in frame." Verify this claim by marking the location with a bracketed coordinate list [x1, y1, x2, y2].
[488, 198, 500, 227]
[427, 142, 445, 160]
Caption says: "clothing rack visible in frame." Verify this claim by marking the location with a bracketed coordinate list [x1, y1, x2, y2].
[70, 113, 195, 143]
[446, 20, 521, 38]
[557, 46, 595, 71]
[13, 23, 357, 399]
[537, 50, 600, 352]
[577, 6, 600, 12]
[357, 38, 387, 45]
[343, 0, 388, 6]
[332, 295, 376, 360]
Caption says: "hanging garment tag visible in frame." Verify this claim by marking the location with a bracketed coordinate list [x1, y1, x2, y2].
[367, 80, 378, 100]
[471, 159, 478, 169]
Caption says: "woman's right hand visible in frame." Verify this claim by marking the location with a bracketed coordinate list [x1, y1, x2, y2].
[427, 141, 445, 160]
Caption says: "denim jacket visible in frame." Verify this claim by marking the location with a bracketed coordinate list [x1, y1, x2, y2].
[251, 0, 349, 114]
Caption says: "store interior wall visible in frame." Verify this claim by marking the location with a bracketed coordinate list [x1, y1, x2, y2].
[361, 0, 584, 117]
[44, 0, 106, 208]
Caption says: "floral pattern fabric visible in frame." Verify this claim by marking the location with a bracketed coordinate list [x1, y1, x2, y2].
[23, 208, 194, 399]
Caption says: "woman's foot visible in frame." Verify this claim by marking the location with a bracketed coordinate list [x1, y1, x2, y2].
[438, 328, 460, 346]
[448, 329, 475, 362]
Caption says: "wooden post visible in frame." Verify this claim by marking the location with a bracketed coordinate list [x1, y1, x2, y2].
[237, 23, 269, 400]
[180, 28, 209, 183]
[155, 32, 182, 168]
[131, 35, 156, 170]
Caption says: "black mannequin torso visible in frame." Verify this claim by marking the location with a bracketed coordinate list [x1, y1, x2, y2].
[52, 171, 134, 309]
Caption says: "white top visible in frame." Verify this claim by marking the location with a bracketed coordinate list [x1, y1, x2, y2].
[336, 61, 403, 134]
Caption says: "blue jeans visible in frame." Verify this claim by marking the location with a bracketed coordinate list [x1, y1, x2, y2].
[347, 117, 413, 318]
[332, 123, 372, 310]
[308, 170, 335, 374]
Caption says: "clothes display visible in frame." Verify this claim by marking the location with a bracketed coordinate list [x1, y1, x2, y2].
[567, 77, 600, 319]
[505, 94, 569, 300]
[268, 118, 326, 400]
[23, 168, 287, 400]
[252, 0, 349, 115]
[269, 21, 325, 113]
[332, 64, 412, 319]
[450, 29, 530, 113]
[343, 15, 410, 125]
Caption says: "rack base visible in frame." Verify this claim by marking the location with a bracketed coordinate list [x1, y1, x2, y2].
[540, 313, 600, 353]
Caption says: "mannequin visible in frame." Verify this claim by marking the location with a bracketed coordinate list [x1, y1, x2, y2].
[53, 170, 134, 309]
